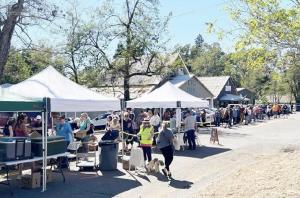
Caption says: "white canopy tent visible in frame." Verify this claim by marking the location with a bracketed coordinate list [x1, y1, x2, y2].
[126, 82, 209, 108]
[6, 66, 120, 192]
[8, 66, 120, 112]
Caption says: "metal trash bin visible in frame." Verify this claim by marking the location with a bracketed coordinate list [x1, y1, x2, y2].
[98, 140, 119, 171]
[296, 104, 300, 112]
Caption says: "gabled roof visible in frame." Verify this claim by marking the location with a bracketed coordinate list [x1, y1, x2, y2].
[169, 74, 214, 98]
[169, 75, 191, 87]
[126, 82, 209, 108]
[100, 53, 184, 87]
[197, 76, 230, 97]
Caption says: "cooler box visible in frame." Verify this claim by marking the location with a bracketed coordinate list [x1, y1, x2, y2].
[0, 137, 32, 162]
[31, 136, 67, 157]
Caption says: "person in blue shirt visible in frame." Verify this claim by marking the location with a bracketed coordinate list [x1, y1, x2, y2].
[55, 115, 73, 168]
[56, 115, 73, 145]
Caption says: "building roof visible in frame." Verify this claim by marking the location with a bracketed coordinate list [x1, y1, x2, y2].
[219, 94, 244, 101]
[237, 88, 245, 92]
[100, 53, 180, 87]
[92, 85, 155, 99]
[169, 75, 191, 87]
[197, 76, 230, 97]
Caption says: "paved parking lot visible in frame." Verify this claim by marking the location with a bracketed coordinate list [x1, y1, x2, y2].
[1, 113, 299, 198]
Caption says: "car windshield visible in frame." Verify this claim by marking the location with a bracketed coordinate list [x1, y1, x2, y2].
[99, 114, 109, 119]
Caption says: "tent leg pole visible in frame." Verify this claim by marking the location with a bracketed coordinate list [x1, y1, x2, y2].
[120, 110, 124, 163]
[41, 112, 46, 192]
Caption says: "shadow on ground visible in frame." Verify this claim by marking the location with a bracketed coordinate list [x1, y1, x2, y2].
[169, 178, 193, 189]
[173, 146, 231, 159]
[0, 169, 141, 198]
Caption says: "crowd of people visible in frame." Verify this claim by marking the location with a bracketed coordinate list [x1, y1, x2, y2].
[1, 103, 294, 176]
[213, 103, 293, 128]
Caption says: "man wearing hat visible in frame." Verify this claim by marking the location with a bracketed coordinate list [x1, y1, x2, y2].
[138, 118, 154, 163]
[31, 115, 43, 134]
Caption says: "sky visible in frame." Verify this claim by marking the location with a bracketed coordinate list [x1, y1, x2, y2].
[159, 0, 235, 51]
[17, 0, 236, 52]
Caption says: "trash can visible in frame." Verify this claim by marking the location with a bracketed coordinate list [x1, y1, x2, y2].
[296, 104, 300, 112]
[98, 140, 119, 171]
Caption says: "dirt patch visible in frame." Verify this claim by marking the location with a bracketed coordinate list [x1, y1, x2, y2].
[198, 151, 300, 198]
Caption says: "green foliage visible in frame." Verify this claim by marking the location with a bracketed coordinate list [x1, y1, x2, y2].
[176, 34, 226, 77]
[2, 46, 65, 84]
[221, 0, 300, 101]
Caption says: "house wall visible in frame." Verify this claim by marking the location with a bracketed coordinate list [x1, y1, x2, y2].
[180, 77, 213, 99]
[216, 77, 238, 107]
[180, 76, 214, 108]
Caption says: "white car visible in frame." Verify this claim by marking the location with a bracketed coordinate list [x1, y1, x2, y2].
[202, 109, 215, 124]
[90, 113, 111, 129]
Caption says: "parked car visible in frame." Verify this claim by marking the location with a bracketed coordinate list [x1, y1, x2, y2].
[200, 108, 215, 125]
[181, 109, 215, 126]
[90, 113, 111, 130]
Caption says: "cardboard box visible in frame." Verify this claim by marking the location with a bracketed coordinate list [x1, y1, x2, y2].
[21, 172, 41, 189]
[122, 156, 135, 170]
[75, 131, 87, 139]
[88, 144, 98, 151]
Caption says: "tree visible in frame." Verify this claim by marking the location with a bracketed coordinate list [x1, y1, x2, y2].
[223, 48, 275, 96]
[195, 34, 204, 49]
[224, 0, 300, 102]
[2, 45, 65, 84]
[0, 0, 57, 81]
[176, 34, 227, 77]
[191, 42, 226, 76]
[58, 0, 91, 84]
[86, 0, 171, 100]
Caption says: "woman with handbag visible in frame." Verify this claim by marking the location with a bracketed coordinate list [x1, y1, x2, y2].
[157, 122, 174, 177]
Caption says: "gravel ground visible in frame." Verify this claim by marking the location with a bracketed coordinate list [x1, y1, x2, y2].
[200, 150, 300, 198]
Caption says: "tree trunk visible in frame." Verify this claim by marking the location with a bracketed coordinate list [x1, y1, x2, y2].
[71, 54, 79, 83]
[0, 0, 24, 81]
[123, 76, 130, 101]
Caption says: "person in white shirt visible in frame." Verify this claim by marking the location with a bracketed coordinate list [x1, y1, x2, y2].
[149, 109, 161, 145]
[184, 110, 196, 150]
[169, 113, 176, 133]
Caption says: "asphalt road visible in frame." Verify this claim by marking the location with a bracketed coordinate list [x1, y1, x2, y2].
[0, 113, 299, 198]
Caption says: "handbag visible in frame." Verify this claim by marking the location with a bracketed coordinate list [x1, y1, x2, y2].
[173, 135, 180, 151]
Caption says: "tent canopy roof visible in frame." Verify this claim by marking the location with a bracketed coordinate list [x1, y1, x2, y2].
[126, 82, 209, 108]
[8, 66, 120, 112]
[0, 89, 44, 112]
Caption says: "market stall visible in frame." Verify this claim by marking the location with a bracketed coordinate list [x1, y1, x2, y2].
[126, 82, 209, 109]
[0, 89, 50, 193]
[4, 66, 121, 191]
[7, 66, 120, 112]
[127, 81, 209, 126]
[126, 82, 209, 155]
